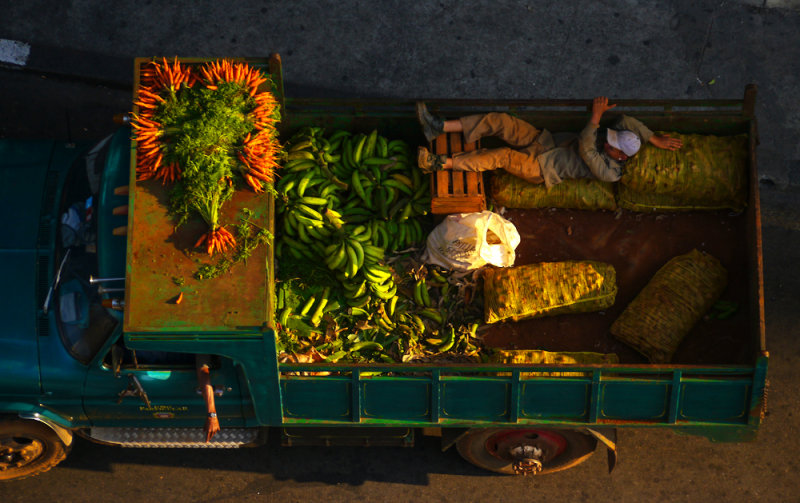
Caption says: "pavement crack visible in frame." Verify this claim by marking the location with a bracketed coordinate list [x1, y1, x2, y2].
[693, 1, 727, 97]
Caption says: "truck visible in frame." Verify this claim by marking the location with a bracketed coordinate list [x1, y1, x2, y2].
[0, 54, 767, 480]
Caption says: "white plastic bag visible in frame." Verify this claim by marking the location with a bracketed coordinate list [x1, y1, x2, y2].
[422, 210, 520, 271]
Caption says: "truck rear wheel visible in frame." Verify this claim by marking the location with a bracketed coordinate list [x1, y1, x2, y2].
[0, 419, 69, 481]
[456, 428, 596, 475]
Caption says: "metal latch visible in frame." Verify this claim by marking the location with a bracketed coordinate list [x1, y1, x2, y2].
[196, 385, 230, 397]
[117, 374, 151, 408]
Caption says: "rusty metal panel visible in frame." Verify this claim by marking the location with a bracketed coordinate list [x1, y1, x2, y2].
[122, 56, 280, 334]
[123, 178, 271, 333]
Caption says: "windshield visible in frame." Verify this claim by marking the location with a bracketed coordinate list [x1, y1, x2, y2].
[54, 135, 119, 364]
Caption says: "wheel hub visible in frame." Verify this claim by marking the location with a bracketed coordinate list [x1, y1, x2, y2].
[508, 444, 544, 475]
[0, 436, 44, 471]
[512, 456, 543, 476]
[485, 429, 568, 475]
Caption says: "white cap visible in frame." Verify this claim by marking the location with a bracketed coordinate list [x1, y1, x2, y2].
[607, 129, 641, 157]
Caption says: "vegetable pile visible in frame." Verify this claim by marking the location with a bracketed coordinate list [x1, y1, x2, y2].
[274, 127, 484, 363]
[131, 58, 280, 255]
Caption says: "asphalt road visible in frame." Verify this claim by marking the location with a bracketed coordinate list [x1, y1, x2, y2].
[2, 1, 800, 501]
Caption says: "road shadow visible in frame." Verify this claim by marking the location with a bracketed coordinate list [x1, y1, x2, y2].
[57, 432, 494, 486]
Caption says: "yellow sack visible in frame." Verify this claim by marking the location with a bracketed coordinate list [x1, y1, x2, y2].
[491, 172, 617, 210]
[489, 349, 619, 377]
[610, 249, 727, 363]
[483, 261, 617, 324]
[617, 187, 746, 212]
[619, 133, 747, 212]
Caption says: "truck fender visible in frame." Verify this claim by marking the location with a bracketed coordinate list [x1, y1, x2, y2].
[18, 412, 74, 448]
[584, 427, 616, 473]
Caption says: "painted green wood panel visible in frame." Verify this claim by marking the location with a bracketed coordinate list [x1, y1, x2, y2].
[601, 381, 670, 420]
[680, 381, 750, 422]
[441, 380, 509, 420]
[275, 371, 756, 429]
[362, 380, 430, 420]
[519, 380, 590, 420]
[281, 379, 351, 420]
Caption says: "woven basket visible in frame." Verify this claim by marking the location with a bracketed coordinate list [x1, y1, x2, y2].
[610, 249, 727, 363]
[491, 172, 617, 211]
[483, 261, 617, 324]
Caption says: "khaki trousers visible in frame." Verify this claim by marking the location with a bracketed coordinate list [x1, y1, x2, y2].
[452, 113, 545, 184]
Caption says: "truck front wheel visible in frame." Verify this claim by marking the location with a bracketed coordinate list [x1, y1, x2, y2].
[0, 419, 70, 481]
[456, 428, 597, 475]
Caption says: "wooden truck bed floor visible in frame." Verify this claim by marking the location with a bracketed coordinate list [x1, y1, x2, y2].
[482, 206, 753, 365]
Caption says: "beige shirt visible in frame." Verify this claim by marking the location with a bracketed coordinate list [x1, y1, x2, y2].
[536, 115, 654, 187]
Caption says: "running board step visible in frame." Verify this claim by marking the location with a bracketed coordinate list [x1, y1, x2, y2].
[88, 427, 262, 448]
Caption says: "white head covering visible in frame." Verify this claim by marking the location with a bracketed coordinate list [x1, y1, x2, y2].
[607, 129, 641, 157]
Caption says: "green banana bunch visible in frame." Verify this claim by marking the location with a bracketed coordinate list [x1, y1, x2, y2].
[276, 127, 485, 363]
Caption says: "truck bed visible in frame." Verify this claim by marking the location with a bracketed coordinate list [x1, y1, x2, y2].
[120, 57, 765, 434]
[280, 94, 763, 368]
[483, 205, 753, 364]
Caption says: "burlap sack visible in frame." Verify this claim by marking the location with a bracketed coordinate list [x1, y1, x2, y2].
[491, 172, 617, 210]
[483, 261, 617, 324]
[489, 349, 619, 377]
[619, 133, 747, 212]
[610, 249, 727, 363]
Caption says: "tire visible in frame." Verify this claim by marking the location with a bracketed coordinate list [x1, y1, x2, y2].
[0, 419, 70, 481]
[456, 428, 597, 475]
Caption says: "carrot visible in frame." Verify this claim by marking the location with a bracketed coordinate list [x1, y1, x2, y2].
[237, 152, 251, 167]
[245, 169, 270, 182]
[138, 89, 166, 103]
[243, 174, 263, 192]
[136, 128, 160, 138]
[139, 150, 160, 161]
[219, 227, 236, 249]
[155, 162, 180, 184]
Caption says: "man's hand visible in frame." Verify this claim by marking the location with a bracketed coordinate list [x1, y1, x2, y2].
[649, 134, 683, 151]
[204, 415, 220, 443]
[591, 96, 617, 126]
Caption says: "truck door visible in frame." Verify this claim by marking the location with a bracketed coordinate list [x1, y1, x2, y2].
[82, 337, 247, 428]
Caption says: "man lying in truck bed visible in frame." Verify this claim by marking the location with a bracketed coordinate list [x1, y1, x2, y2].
[416, 96, 683, 185]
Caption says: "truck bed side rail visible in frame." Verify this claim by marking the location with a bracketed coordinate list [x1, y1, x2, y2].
[277, 356, 768, 441]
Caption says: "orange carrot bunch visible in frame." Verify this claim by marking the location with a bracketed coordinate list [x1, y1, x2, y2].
[200, 59, 268, 93]
[140, 56, 196, 91]
[200, 60, 281, 193]
[238, 131, 281, 192]
[194, 226, 237, 255]
[131, 58, 196, 183]
[130, 57, 281, 256]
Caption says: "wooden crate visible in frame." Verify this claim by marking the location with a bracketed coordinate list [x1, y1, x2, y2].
[430, 133, 486, 214]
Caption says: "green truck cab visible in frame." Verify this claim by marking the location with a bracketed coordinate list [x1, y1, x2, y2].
[0, 56, 767, 480]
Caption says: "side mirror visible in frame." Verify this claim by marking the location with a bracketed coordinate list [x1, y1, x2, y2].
[111, 345, 123, 377]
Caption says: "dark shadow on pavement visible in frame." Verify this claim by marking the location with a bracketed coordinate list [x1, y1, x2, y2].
[56, 432, 494, 486]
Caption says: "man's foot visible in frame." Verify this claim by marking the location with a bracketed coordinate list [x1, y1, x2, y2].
[417, 147, 447, 173]
[416, 102, 445, 143]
